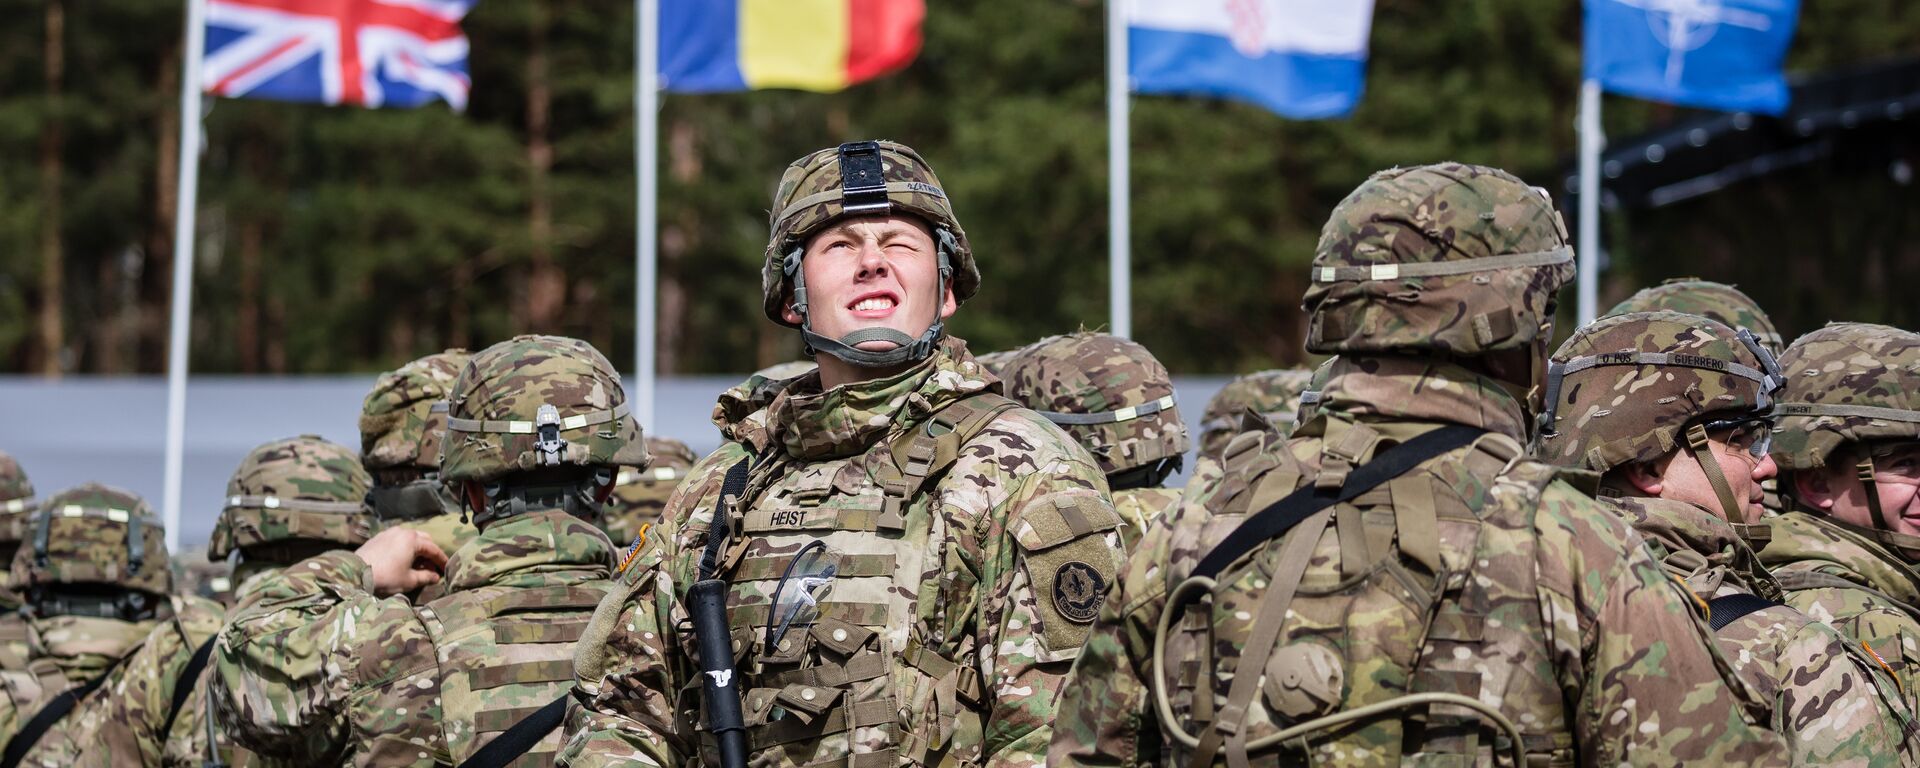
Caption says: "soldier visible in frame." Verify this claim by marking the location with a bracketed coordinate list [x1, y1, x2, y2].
[0, 483, 177, 766]
[974, 345, 1026, 378]
[1752, 323, 1920, 717]
[211, 335, 647, 767]
[74, 436, 375, 768]
[561, 140, 1124, 768]
[359, 348, 476, 557]
[1050, 163, 1787, 766]
[1536, 310, 1913, 762]
[0, 452, 37, 671]
[1610, 277, 1785, 355]
[1196, 369, 1314, 465]
[1001, 332, 1190, 552]
[602, 436, 698, 546]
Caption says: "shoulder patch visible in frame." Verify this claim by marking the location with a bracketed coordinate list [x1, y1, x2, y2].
[1053, 561, 1107, 623]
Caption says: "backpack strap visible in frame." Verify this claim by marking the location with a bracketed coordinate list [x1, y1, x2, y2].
[1707, 593, 1779, 632]
[456, 694, 567, 768]
[0, 655, 127, 768]
[879, 393, 1022, 522]
[161, 636, 218, 742]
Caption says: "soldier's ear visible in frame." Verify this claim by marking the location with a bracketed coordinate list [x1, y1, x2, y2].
[1620, 461, 1664, 497]
[461, 481, 487, 516]
[1793, 468, 1839, 510]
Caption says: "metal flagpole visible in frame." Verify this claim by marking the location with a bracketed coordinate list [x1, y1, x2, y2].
[1576, 78, 1602, 325]
[163, 0, 209, 553]
[1107, 0, 1131, 338]
[634, 0, 659, 429]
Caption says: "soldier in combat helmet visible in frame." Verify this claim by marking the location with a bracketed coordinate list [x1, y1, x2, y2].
[561, 140, 1125, 768]
[0, 452, 38, 671]
[75, 435, 376, 768]
[1050, 163, 1787, 766]
[359, 349, 477, 558]
[1536, 310, 1915, 762]
[601, 437, 699, 546]
[212, 335, 650, 767]
[1001, 331, 1190, 552]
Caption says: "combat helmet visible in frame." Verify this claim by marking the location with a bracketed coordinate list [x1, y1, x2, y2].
[1771, 323, 1920, 530]
[360, 349, 469, 523]
[1303, 163, 1574, 385]
[1609, 278, 1784, 356]
[1001, 332, 1188, 487]
[13, 483, 172, 620]
[763, 140, 976, 368]
[974, 345, 1027, 378]
[1536, 311, 1783, 522]
[0, 451, 36, 604]
[1198, 368, 1314, 461]
[603, 436, 698, 544]
[440, 335, 650, 527]
[209, 435, 374, 570]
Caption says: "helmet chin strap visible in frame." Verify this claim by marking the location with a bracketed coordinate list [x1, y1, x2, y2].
[785, 227, 958, 370]
[1685, 423, 1749, 525]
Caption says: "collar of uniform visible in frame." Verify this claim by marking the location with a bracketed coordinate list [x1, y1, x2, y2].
[1606, 496, 1752, 579]
[713, 370, 809, 451]
[1315, 355, 1529, 441]
[440, 509, 615, 593]
[1756, 511, 1920, 605]
[768, 337, 993, 461]
[26, 614, 155, 684]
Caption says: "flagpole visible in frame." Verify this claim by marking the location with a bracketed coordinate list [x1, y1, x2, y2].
[1576, 78, 1602, 325]
[163, 0, 208, 554]
[634, 0, 659, 430]
[1106, 0, 1131, 338]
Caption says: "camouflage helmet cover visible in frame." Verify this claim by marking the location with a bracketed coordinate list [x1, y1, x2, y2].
[1771, 323, 1920, 471]
[209, 435, 376, 560]
[1536, 311, 1781, 473]
[1199, 368, 1315, 460]
[604, 437, 699, 542]
[0, 450, 35, 544]
[359, 349, 469, 472]
[440, 335, 650, 484]
[1303, 163, 1574, 358]
[1608, 278, 1783, 355]
[760, 140, 978, 326]
[1000, 332, 1189, 476]
[973, 346, 1027, 378]
[13, 482, 172, 597]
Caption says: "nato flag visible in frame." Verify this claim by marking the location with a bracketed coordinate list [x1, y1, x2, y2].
[1584, 0, 1800, 115]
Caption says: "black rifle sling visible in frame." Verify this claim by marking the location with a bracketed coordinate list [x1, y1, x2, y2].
[1707, 593, 1779, 632]
[1, 655, 128, 768]
[456, 694, 568, 768]
[159, 636, 217, 742]
[1188, 424, 1488, 591]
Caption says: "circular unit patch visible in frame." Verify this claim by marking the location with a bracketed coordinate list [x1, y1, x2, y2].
[1052, 561, 1108, 623]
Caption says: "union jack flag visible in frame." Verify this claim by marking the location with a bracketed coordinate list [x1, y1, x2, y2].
[203, 0, 475, 110]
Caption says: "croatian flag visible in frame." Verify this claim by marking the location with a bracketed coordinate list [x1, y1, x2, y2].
[662, 0, 924, 93]
[1584, 0, 1800, 115]
[202, 0, 475, 110]
[1128, 0, 1376, 119]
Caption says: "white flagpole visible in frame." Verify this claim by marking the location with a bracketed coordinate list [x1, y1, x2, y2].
[634, 0, 659, 430]
[1107, 0, 1131, 338]
[162, 0, 208, 554]
[1576, 78, 1602, 325]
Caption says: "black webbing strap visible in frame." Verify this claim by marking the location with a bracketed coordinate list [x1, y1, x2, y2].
[699, 459, 753, 582]
[1707, 593, 1779, 632]
[1, 656, 128, 768]
[160, 637, 217, 741]
[456, 694, 567, 768]
[1187, 424, 1487, 589]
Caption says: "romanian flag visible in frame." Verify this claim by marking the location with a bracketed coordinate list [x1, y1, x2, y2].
[661, 0, 925, 92]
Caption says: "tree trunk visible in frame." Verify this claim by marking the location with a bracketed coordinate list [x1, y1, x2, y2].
[522, 4, 564, 332]
[236, 214, 263, 373]
[658, 119, 702, 374]
[145, 40, 182, 374]
[36, 1, 65, 377]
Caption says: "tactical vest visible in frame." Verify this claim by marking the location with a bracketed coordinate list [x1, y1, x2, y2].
[420, 572, 613, 766]
[688, 393, 1026, 768]
[1159, 421, 1582, 767]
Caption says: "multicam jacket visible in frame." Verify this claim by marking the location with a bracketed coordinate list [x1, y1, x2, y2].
[73, 593, 244, 768]
[1755, 511, 1920, 717]
[1050, 355, 1789, 767]
[1113, 488, 1180, 555]
[6, 613, 160, 767]
[212, 510, 618, 767]
[561, 338, 1126, 768]
[1610, 496, 1915, 765]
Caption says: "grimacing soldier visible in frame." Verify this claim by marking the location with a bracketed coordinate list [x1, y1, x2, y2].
[212, 336, 649, 767]
[0, 483, 182, 766]
[360, 348, 477, 558]
[1535, 310, 1915, 762]
[0, 452, 37, 671]
[561, 140, 1125, 768]
[75, 435, 375, 768]
[1752, 323, 1920, 717]
[1049, 163, 1789, 766]
[1001, 332, 1190, 552]
[602, 436, 699, 546]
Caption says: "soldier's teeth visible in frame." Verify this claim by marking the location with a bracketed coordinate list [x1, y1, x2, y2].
[855, 298, 893, 312]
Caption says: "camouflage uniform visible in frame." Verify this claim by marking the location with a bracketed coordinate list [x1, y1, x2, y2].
[603, 437, 699, 546]
[562, 141, 1125, 768]
[360, 348, 477, 557]
[1535, 311, 1914, 763]
[1051, 163, 1788, 767]
[1195, 368, 1314, 464]
[0, 452, 38, 671]
[1753, 324, 1920, 717]
[213, 336, 646, 768]
[1001, 332, 1190, 552]
[974, 346, 1026, 378]
[2, 483, 176, 766]
[75, 436, 375, 768]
